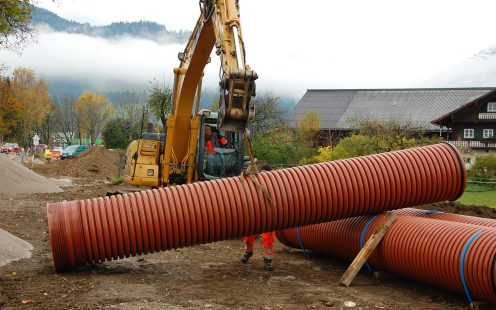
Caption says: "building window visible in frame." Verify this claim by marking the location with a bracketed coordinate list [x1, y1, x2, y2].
[488, 102, 496, 112]
[483, 129, 494, 139]
[464, 129, 474, 139]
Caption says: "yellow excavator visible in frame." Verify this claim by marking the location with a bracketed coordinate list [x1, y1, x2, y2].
[123, 0, 257, 187]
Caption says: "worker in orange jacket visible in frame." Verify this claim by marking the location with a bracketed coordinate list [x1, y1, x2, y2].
[241, 164, 275, 271]
[205, 125, 227, 176]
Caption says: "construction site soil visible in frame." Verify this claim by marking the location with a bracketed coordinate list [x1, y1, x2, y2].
[31, 146, 121, 181]
[420, 201, 496, 219]
[0, 154, 492, 309]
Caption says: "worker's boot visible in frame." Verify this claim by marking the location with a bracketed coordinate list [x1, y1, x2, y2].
[241, 251, 253, 264]
[264, 258, 274, 271]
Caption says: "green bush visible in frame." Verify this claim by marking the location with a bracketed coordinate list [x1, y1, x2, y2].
[102, 118, 131, 149]
[253, 126, 299, 165]
[111, 176, 124, 185]
[299, 146, 331, 165]
[328, 119, 439, 161]
[331, 134, 383, 160]
[468, 155, 496, 180]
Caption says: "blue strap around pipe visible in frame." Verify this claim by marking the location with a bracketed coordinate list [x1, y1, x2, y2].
[425, 210, 443, 215]
[360, 215, 378, 273]
[295, 227, 308, 256]
[460, 230, 483, 305]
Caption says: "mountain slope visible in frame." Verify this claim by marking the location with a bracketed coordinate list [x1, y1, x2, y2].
[473, 47, 496, 60]
[31, 6, 190, 43]
[420, 45, 496, 87]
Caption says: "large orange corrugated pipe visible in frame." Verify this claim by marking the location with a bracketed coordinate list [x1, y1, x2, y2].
[276, 214, 496, 304]
[47, 143, 466, 272]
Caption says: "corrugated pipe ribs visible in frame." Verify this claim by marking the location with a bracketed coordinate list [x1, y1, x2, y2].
[276, 213, 496, 304]
[47, 143, 466, 272]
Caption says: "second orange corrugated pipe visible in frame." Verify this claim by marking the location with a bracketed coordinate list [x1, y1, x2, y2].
[276, 213, 496, 304]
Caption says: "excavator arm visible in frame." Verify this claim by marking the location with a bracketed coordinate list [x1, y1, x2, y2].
[210, 0, 258, 131]
[162, 0, 257, 185]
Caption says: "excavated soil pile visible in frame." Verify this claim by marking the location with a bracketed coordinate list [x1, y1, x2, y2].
[33, 146, 119, 180]
[420, 201, 496, 219]
[0, 155, 62, 194]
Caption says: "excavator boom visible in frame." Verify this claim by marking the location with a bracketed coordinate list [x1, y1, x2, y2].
[161, 0, 257, 185]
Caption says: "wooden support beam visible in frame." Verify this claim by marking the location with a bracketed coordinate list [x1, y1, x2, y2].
[339, 212, 396, 287]
[470, 301, 492, 310]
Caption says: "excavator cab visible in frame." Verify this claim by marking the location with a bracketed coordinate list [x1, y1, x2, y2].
[197, 111, 244, 181]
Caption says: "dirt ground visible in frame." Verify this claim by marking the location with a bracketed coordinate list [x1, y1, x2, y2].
[419, 201, 496, 219]
[0, 156, 489, 309]
[31, 146, 121, 181]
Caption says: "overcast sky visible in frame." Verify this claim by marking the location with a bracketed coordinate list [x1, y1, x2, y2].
[3, 0, 496, 98]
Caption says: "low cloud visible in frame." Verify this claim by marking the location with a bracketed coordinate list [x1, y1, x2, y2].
[422, 56, 496, 87]
[1, 27, 189, 91]
[1, 26, 495, 100]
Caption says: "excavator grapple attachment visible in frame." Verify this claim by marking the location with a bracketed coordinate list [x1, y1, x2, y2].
[217, 68, 258, 132]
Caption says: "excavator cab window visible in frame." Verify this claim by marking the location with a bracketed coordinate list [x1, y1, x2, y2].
[197, 113, 244, 181]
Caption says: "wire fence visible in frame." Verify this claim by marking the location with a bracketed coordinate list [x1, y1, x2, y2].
[273, 163, 298, 169]
[467, 179, 496, 185]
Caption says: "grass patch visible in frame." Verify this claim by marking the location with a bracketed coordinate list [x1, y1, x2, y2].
[465, 183, 495, 192]
[457, 190, 496, 208]
[111, 176, 124, 185]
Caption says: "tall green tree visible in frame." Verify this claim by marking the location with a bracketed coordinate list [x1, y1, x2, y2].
[102, 118, 131, 149]
[147, 82, 172, 133]
[0, 0, 33, 51]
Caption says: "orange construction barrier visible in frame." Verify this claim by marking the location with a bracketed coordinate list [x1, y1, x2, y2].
[51, 150, 60, 159]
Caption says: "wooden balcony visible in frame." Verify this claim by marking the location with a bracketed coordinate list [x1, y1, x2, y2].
[479, 113, 496, 120]
[446, 140, 496, 149]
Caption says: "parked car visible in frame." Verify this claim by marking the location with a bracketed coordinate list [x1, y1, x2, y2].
[34, 144, 48, 154]
[1, 143, 20, 154]
[60, 145, 89, 160]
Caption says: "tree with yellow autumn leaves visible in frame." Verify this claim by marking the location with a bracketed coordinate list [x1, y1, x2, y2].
[1, 66, 119, 147]
[0, 77, 22, 140]
[75, 92, 115, 145]
[11, 67, 51, 142]
[0, 67, 51, 145]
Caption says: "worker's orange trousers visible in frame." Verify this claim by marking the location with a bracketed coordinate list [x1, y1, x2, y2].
[243, 231, 275, 259]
